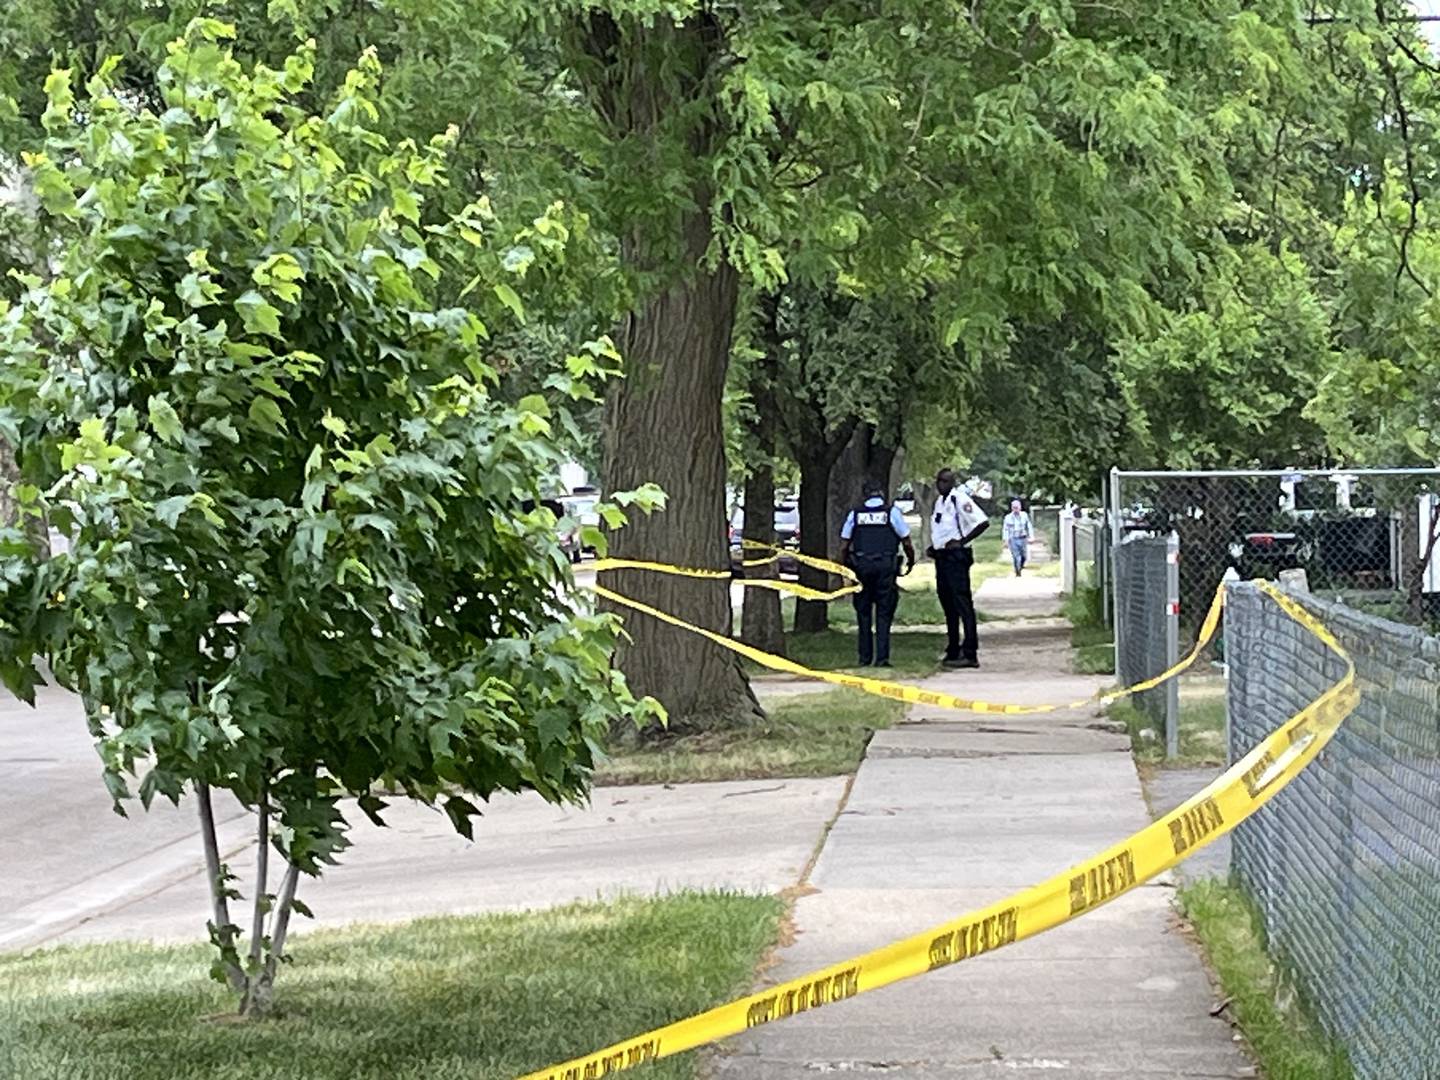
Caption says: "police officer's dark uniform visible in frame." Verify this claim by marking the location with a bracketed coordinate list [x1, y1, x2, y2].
[839, 491, 915, 667]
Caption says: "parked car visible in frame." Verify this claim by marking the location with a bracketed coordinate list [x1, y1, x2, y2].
[729, 502, 800, 576]
[1227, 513, 1312, 579]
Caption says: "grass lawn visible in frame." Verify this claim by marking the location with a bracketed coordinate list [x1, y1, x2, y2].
[1111, 684, 1227, 767]
[597, 688, 905, 785]
[1063, 586, 1115, 675]
[1179, 881, 1352, 1080]
[0, 893, 783, 1080]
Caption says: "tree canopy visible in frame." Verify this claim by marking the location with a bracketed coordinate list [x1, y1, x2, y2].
[4, 0, 1439, 715]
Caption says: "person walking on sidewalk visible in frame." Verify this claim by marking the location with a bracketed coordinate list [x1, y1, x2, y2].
[927, 468, 989, 668]
[839, 480, 916, 668]
[1003, 498, 1033, 577]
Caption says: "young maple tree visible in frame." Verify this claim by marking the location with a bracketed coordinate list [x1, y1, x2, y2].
[0, 22, 656, 1014]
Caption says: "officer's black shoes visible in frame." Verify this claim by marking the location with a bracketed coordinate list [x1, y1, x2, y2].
[943, 656, 980, 669]
[875, 660, 893, 668]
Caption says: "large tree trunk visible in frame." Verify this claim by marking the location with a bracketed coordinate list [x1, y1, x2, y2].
[916, 480, 937, 554]
[828, 424, 900, 543]
[794, 453, 835, 634]
[888, 447, 907, 496]
[740, 298, 785, 656]
[740, 457, 785, 655]
[828, 425, 869, 553]
[575, 11, 763, 734]
[1404, 496, 1440, 622]
[600, 211, 762, 734]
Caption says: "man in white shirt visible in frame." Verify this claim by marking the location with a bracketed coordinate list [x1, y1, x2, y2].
[927, 468, 990, 668]
[1003, 499, 1034, 577]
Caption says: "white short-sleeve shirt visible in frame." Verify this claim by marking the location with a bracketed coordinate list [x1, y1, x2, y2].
[932, 490, 988, 548]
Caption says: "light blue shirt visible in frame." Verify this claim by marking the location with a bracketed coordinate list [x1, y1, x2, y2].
[840, 497, 911, 540]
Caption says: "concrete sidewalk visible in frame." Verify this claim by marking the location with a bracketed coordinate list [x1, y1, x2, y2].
[719, 575, 1251, 1078]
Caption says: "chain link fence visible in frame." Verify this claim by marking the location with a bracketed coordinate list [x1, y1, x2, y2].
[1111, 469, 1440, 645]
[1227, 581, 1440, 1078]
[1114, 533, 1179, 750]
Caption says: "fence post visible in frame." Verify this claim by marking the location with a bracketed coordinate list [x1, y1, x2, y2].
[1108, 467, 1122, 664]
[1221, 567, 1239, 765]
[1165, 530, 1180, 760]
[1059, 507, 1075, 594]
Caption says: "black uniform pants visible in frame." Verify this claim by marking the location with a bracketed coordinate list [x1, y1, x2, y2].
[853, 562, 900, 665]
[935, 547, 978, 661]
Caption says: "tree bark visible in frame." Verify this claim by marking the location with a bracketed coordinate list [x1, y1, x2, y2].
[827, 425, 869, 556]
[888, 447, 907, 496]
[740, 297, 785, 656]
[740, 457, 786, 655]
[600, 213, 762, 733]
[795, 452, 836, 633]
[247, 780, 270, 976]
[827, 422, 901, 553]
[242, 862, 300, 1019]
[197, 783, 246, 994]
[1405, 496, 1440, 621]
[577, 12, 763, 734]
[916, 481, 937, 554]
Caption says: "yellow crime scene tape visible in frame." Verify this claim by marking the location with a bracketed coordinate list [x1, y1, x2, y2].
[593, 541, 1222, 715]
[515, 561, 1358, 1080]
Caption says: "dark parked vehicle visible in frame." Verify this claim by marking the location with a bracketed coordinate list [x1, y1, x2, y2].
[729, 502, 800, 576]
[1228, 517, 1312, 579]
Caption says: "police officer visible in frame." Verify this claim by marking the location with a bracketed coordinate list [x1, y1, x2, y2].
[927, 468, 990, 668]
[839, 480, 917, 667]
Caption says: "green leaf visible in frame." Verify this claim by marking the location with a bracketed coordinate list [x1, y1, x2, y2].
[148, 397, 184, 444]
[235, 290, 282, 337]
[208, 416, 240, 444]
[177, 272, 218, 309]
[336, 557, 374, 586]
[493, 283, 525, 324]
[154, 494, 192, 528]
[442, 796, 481, 841]
[392, 188, 421, 224]
[249, 396, 286, 434]
[41, 68, 74, 132]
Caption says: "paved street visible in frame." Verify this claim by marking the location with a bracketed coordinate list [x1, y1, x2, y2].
[0, 683, 845, 951]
